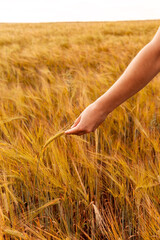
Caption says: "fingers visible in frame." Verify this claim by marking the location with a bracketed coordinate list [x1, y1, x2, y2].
[65, 127, 76, 135]
[65, 118, 87, 135]
[65, 115, 91, 135]
[71, 115, 81, 128]
[65, 127, 86, 135]
[65, 125, 81, 135]
[65, 115, 81, 135]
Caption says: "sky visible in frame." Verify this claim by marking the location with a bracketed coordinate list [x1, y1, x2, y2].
[0, 0, 159, 23]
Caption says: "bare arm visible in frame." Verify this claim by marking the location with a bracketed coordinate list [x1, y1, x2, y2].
[94, 27, 160, 115]
[65, 27, 160, 135]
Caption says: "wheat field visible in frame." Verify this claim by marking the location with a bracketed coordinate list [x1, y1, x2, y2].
[0, 20, 160, 240]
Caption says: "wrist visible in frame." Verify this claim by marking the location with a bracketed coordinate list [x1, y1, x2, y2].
[94, 97, 112, 118]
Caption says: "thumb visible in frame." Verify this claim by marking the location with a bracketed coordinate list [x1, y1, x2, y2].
[71, 115, 81, 128]
[65, 115, 82, 135]
[65, 125, 80, 135]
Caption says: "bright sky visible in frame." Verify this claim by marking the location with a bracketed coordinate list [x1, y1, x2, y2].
[0, 0, 159, 23]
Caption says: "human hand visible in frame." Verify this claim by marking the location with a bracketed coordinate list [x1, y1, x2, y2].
[65, 102, 108, 136]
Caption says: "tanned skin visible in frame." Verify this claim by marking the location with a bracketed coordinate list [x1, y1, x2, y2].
[65, 27, 160, 136]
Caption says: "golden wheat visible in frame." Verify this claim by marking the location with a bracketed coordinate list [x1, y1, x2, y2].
[0, 20, 160, 239]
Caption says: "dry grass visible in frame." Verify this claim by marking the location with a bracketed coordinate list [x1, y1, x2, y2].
[0, 20, 160, 239]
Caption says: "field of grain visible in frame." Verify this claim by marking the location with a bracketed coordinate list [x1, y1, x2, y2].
[0, 20, 160, 240]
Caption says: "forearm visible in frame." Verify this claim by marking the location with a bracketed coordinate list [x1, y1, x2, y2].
[65, 28, 160, 136]
[95, 32, 160, 115]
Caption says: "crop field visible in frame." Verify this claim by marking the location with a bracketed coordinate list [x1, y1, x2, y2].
[0, 20, 160, 239]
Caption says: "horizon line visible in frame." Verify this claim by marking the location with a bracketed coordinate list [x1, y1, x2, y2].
[0, 18, 160, 24]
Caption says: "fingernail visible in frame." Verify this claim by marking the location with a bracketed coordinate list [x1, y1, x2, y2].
[65, 130, 71, 134]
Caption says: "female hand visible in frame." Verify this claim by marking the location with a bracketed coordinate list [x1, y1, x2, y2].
[65, 102, 108, 136]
